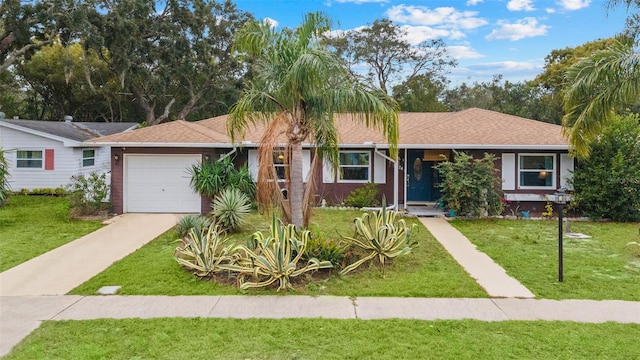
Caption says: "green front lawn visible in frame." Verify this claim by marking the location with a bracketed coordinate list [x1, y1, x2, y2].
[70, 209, 487, 297]
[6, 318, 639, 359]
[452, 219, 640, 300]
[0, 195, 103, 272]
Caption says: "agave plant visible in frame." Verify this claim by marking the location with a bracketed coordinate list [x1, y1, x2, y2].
[174, 225, 237, 277]
[210, 188, 251, 233]
[175, 215, 213, 240]
[228, 163, 256, 200]
[220, 216, 333, 291]
[340, 201, 417, 275]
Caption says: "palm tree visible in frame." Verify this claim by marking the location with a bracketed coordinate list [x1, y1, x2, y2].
[227, 12, 399, 227]
[562, 37, 640, 157]
[562, 0, 640, 157]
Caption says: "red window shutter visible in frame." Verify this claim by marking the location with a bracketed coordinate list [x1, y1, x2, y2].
[45, 149, 54, 170]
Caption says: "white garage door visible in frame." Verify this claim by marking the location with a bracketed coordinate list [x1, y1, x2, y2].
[125, 154, 201, 213]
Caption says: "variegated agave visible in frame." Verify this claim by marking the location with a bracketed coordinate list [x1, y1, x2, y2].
[340, 202, 417, 275]
[174, 225, 238, 277]
[220, 216, 333, 291]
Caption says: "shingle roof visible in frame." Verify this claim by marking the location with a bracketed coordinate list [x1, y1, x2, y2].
[89, 108, 569, 148]
[88, 119, 230, 145]
[1, 119, 138, 142]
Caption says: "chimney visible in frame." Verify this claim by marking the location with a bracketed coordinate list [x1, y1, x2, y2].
[64, 115, 73, 123]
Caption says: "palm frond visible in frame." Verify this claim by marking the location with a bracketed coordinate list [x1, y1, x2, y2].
[563, 37, 640, 157]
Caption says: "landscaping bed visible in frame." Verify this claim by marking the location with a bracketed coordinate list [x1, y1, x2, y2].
[70, 209, 487, 298]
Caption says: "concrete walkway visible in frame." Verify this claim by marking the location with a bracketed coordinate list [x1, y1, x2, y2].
[419, 217, 536, 298]
[2, 295, 639, 356]
[0, 213, 182, 296]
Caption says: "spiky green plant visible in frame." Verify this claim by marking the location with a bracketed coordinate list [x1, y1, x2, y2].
[210, 188, 251, 233]
[340, 201, 417, 275]
[188, 157, 234, 197]
[228, 163, 256, 200]
[175, 215, 213, 239]
[174, 225, 237, 277]
[220, 216, 333, 291]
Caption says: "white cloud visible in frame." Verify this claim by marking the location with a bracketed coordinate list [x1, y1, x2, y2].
[507, 0, 535, 11]
[466, 0, 483, 5]
[485, 17, 549, 41]
[263, 17, 279, 28]
[557, 0, 591, 11]
[401, 25, 467, 44]
[545, 8, 556, 13]
[471, 60, 542, 72]
[447, 45, 484, 59]
[387, 5, 488, 30]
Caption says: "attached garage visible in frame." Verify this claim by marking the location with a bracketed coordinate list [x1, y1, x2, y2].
[124, 154, 201, 213]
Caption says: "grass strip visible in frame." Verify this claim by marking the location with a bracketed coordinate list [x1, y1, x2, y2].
[6, 318, 639, 359]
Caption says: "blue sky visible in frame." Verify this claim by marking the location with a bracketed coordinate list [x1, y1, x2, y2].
[234, 0, 629, 86]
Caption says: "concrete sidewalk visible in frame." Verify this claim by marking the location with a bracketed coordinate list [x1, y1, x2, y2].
[0, 213, 182, 296]
[2, 295, 639, 356]
[419, 218, 535, 298]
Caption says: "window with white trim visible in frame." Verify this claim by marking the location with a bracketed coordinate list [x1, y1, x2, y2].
[273, 150, 287, 181]
[338, 151, 370, 182]
[16, 150, 43, 168]
[518, 154, 555, 188]
[82, 149, 95, 167]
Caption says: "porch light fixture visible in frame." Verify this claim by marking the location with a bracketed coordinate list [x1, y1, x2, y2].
[114, 154, 120, 161]
[554, 188, 567, 282]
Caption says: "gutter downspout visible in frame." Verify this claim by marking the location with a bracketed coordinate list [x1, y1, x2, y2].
[218, 148, 236, 162]
[374, 147, 398, 210]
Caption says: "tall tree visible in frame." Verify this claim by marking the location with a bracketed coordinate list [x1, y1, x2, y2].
[0, 0, 89, 74]
[84, 0, 250, 125]
[562, 0, 640, 157]
[16, 41, 137, 122]
[392, 74, 448, 112]
[327, 19, 455, 95]
[228, 13, 399, 228]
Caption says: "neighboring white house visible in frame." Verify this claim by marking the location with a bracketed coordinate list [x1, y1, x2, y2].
[0, 115, 137, 191]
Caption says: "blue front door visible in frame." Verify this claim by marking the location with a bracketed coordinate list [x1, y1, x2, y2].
[407, 150, 441, 202]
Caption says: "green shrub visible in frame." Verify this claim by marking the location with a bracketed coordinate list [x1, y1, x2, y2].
[340, 200, 417, 275]
[220, 217, 333, 291]
[569, 114, 640, 222]
[175, 215, 213, 239]
[0, 148, 10, 206]
[304, 235, 346, 269]
[344, 182, 380, 208]
[188, 157, 234, 198]
[210, 188, 251, 233]
[66, 172, 110, 217]
[435, 151, 503, 217]
[174, 225, 237, 277]
[227, 163, 256, 200]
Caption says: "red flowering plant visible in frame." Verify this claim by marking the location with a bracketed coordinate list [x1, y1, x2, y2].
[501, 198, 520, 217]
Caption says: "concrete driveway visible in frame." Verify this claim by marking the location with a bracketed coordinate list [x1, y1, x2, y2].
[0, 213, 182, 296]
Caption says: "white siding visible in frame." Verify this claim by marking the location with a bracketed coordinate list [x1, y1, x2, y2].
[374, 151, 386, 184]
[0, 127, 112, 190]
[247, 150, 258, 181]
[560, 153, 575, 190]
[501, 153, 516, 190]
[322, 159, 335, 183]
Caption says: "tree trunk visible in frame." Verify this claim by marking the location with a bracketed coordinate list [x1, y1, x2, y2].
[289, 141, 304, 228]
